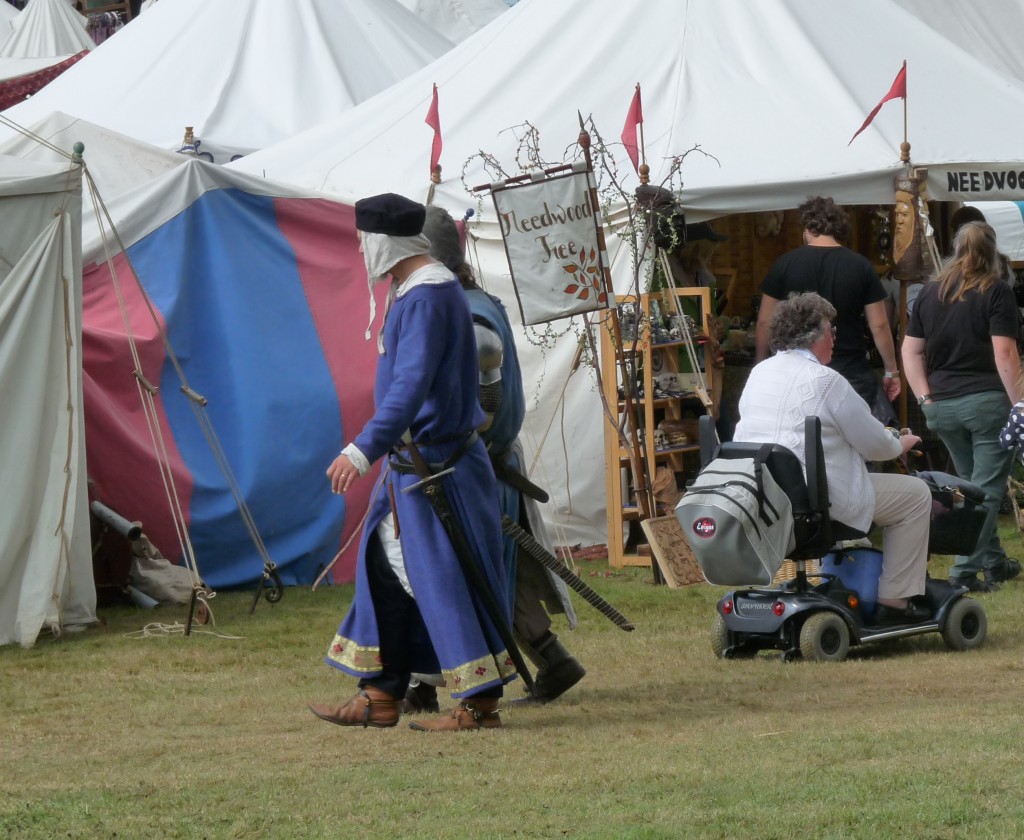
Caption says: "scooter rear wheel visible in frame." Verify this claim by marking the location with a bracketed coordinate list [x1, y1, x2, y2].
[711, 613, 728, 659]
[941, 598, 987, 651]
[711, 613, 758, 659]
[799, 611, 850, 662]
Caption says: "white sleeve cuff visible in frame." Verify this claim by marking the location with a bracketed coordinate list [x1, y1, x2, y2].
[342, 443, 370, 476]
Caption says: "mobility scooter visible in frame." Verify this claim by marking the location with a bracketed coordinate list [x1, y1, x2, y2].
[679, 416, 988, 663]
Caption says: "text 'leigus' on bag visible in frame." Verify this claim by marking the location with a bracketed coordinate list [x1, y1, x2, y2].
[674, 446, 796, 586]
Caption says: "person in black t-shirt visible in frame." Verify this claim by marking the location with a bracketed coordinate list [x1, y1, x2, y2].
[755, 196, 900, 426]
[903, 221, 1022, 592]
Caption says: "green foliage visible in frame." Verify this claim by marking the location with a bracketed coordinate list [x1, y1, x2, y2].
[3, 524, 1024, 839]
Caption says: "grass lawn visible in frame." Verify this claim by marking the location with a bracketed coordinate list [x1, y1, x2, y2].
[3, 521, 1024, 839]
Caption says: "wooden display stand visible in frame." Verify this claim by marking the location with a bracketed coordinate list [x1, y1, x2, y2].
[600, 286, 716, 567]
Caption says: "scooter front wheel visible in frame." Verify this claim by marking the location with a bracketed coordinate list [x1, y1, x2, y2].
[799, 611, 850, 662]
[941, 598, 988, 651]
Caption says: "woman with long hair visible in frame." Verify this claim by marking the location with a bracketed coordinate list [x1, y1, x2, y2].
[903, 221, 1022, 592]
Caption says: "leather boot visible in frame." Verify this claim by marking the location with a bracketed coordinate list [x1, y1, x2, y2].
[512, 632, 585, 705]
[308, 686, 401, 728]
[408, 697, 502, 731]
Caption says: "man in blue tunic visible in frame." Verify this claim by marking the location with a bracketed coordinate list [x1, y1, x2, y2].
[308, 193, 515, 732]
[400, 206, 586, 710]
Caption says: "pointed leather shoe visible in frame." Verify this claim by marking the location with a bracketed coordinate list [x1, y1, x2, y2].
[408, 697, 502, 732]
[308, 686, 401, 728]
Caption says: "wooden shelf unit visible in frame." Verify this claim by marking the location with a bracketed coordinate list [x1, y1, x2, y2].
[601, 287, 716, 567]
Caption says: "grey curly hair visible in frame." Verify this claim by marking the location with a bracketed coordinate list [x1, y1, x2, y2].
[768, 292, 837, 352]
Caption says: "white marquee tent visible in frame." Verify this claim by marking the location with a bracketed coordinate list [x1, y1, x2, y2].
[1, 2, 17, 30]
[231, 0, 1024, 548]
[893, 0, 1024, 85]
[396, 0, 507, 43]
[0, 0, 92, 88]
[232, 0, 1024, 216]
[0, 152, 95, 648]
[892, 0, 1024, 262]
[0, 0, 92, 58]
[0, 0, 453, 162]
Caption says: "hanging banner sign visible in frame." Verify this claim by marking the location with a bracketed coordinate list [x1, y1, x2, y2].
[928, 164, 1024, 201]
[491, 165, 612, 326]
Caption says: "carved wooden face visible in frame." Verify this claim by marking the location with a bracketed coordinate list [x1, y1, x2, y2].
[893, 191, 915, 264]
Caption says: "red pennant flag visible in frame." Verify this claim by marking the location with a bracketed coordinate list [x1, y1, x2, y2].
[425, 83, 442, 174]
[621, 84, 643, 174]
[849, 61, 907, 145]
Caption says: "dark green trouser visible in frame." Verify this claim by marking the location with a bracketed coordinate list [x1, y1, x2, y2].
[922, 391, 1014, 578]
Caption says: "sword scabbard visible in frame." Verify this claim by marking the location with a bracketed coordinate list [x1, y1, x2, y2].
[501, 515, 636, 631]
[399, 438, 536, 693]
[387, 479, 400, 539]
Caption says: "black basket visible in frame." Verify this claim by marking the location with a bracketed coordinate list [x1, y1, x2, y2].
[928, 505, 988, 556]
[919, 470, 989, 556]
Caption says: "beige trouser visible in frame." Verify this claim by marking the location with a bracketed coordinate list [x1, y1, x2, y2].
[869, 472, 932, 600]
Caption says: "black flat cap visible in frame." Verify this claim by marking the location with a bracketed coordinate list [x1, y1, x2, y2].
[354, 193, 426, 236]
[634, 184, 679, 210]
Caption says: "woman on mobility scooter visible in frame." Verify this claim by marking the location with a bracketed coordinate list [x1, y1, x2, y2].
[734, 292, 933, 625]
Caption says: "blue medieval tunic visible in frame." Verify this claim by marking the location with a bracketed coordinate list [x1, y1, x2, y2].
[326, 271, 516, 697]
[466, 288, 526, 606]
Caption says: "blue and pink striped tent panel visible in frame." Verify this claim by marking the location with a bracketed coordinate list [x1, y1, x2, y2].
[82, 183, 380, 588]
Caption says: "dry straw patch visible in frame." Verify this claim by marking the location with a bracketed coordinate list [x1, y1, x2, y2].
[3, 524, 1024, 839]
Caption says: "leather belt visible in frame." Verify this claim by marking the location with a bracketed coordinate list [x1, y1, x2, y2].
[389, 431, 479, 475]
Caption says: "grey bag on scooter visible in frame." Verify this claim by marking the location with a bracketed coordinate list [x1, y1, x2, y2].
[674, 444, 796, 585]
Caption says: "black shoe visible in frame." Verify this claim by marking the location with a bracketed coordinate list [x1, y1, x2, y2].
[949, 575, 1000, 593]
[874, 602, 932, 625]
[511, 657, 587, 706]
[401, 681, 440, 715]
[984, 559, 1022, 584]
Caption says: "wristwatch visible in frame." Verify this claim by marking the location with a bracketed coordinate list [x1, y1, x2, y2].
[883, 370, 899, 380]
[917, 394, 932, 406]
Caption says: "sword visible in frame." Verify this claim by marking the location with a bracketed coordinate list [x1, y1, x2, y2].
[398, 438, 536, 695]
[501, 515, 636, 632]
[490, 456, 550, 503]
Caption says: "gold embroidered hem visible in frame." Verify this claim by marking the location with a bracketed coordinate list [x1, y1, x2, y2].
[326, 633, 381, 674]
[443, 649, 517, 695]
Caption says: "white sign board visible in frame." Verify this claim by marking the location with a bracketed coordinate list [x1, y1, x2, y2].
[491, 168, 611, 326]
[929, 164, 1024, 201]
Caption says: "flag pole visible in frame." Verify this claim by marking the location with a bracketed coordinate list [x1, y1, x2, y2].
[902, 59, 908, 150]
[900, 60, 910, 164]
[635, 83, 647, 177]
[425, 82, 442, 205]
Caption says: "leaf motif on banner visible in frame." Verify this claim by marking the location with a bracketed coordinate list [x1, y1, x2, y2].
[560, 243, 605, 303]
